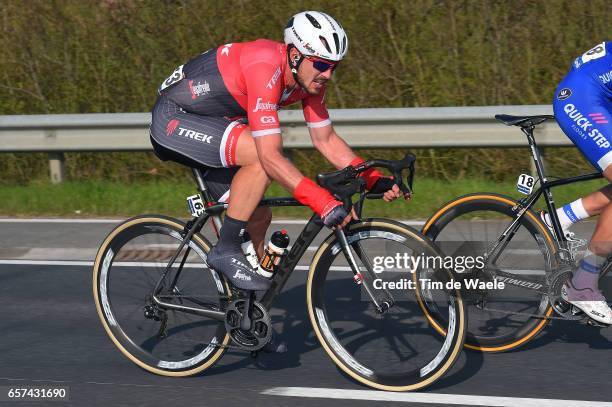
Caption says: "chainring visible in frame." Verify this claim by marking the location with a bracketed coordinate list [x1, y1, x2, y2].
[224, 298, 272, 351]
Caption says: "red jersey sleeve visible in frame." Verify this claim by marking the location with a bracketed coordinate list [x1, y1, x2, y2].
[243, 62, 283, 137]
[302, 88, 331, 129]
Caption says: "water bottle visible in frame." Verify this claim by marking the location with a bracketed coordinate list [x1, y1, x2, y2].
[257, 230, 290, 278]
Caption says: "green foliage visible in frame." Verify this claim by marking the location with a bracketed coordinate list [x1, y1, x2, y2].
[1, 0, 610, 183]
[2, 177, 607, 218]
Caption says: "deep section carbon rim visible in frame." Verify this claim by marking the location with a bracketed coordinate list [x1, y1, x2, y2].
[93, 216, 229, 375]
[308, 220, 466, 390]
[422, 195, 555, 351]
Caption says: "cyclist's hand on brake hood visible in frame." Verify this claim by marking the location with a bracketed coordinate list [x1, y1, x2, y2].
[350, 157, 411, 202]
[293, 177, 357, 228]
[370, 178, 411, 202]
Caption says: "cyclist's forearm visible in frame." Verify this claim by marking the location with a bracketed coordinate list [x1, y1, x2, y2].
[259, 150, 305, 192]
[312, 129, 356, 169]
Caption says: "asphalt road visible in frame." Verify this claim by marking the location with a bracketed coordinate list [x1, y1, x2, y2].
[0, 218, 610, 407]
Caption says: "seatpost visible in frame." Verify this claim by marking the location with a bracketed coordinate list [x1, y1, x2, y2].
[522, 127, 565, 244]
[522, 126, 547, 182]
[191, 168, 223, 236]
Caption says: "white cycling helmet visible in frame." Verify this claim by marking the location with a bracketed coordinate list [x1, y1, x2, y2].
[284, 11, 348, 62]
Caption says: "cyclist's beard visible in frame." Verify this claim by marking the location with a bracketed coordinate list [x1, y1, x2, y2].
[297, 75, 322, 96]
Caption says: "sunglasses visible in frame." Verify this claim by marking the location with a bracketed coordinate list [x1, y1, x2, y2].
[305, 56, 338, 72]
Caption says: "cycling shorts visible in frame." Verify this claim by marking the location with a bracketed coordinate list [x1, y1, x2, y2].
[150, 96, 246, 169]
[150, 96, 246, 202]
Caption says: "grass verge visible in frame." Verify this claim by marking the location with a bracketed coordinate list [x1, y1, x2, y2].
[0, 177, 607, 220]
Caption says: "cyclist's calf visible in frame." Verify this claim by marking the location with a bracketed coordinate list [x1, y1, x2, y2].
[248, 207, 273, 256]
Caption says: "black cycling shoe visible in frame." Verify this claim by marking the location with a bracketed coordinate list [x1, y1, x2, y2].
[207, 245, 271, 291]
[263, 328, 288, 353]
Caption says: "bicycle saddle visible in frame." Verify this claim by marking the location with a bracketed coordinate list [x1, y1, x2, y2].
[495, 114, 555, 128]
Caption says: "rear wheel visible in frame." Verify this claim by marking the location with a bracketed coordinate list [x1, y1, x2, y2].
[422, 194, 556, 352]
[93, 215, 230, 376]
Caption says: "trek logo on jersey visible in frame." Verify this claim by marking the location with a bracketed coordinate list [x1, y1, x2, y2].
[166, 119, 180, 136]
[266, 67, 282, 90]
[252, 97, 278, 112]
[188, 80, 210, 99]
[557, 88, 572, 101]
[599, 70, 612, 85]
[177, 127, 213, 144]
[563, 104, 611, 148]
[260, 116, 277, 124]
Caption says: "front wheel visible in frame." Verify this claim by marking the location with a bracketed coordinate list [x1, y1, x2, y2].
[307, 219, 466, 391]
[422, 193, 557, 352]
[93, 215, 231, 376]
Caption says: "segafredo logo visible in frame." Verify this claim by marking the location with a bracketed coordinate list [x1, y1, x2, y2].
[177, 127, 212, 143]
[252, 97, 278, 112]
[563, 104, 611, 148]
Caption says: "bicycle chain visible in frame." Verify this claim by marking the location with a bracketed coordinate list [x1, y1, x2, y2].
[476, 303, 577, 321]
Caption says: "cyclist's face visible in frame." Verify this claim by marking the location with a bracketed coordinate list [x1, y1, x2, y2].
[293, 51, 336, 96]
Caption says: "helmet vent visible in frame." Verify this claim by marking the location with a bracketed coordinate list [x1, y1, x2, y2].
[305, 13, 322, 29]
[285, 17, 294, 29]
[332, 33, 340, 54]
[341, 36, 347, 54]
[318, 36, 332, 54]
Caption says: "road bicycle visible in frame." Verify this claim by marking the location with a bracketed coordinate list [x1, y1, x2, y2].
[420, 114, 611, 353]
[92, 153, 467, 391]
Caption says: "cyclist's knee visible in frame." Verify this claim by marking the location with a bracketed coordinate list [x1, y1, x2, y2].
[603, 164, 612, 183]
[589, 203, 612, 256]
[235, 127, 261, 166]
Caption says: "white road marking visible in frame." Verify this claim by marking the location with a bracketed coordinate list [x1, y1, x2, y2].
[0, 218, 123, 223]
[0, 218, 426, 226]
[0, 260, 345, 271]
[261, 387, 612, 407]
[2, 259, 611, 278]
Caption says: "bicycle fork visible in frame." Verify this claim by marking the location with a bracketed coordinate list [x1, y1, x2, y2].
[335, 228, 394, 313]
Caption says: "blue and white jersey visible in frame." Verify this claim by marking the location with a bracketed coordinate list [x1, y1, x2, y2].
[571, 41, 612, 92]
[554, 41, 612, 172]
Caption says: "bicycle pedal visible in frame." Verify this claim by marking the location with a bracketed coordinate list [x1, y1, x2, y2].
[585, 318, 610, 328]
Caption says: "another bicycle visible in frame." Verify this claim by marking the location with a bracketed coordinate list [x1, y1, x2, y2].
[93, 154, 467, 391]
[420, 114, 611, 353]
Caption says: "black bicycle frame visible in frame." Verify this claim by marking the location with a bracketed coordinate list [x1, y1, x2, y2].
[150, 167, 332, 319]
[150, 154, 415, 319]
[521, 124, 602, 245]
[484, 124, 606, 288]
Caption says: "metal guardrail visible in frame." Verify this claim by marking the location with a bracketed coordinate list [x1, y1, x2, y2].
[0, 105, 568, 182]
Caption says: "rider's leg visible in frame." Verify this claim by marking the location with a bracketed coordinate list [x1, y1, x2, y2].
[226, 127, 270, 221]
[546, 184, 612, 232]
[563, 166, 612, 324]
[223, 128, 271, 257]
[578, 184, 612, 216]
[206, 126, 273, 291]
[248, 207, 273, 257]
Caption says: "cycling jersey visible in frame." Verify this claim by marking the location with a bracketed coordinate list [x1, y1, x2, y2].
[150, 39, 332, 177]
[157, 39, 330, 134]
[553, 41, 612, 172]
[149, 39, 334, 201]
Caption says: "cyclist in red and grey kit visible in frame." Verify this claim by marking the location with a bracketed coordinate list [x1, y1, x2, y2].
[150, 12, 404, 298]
